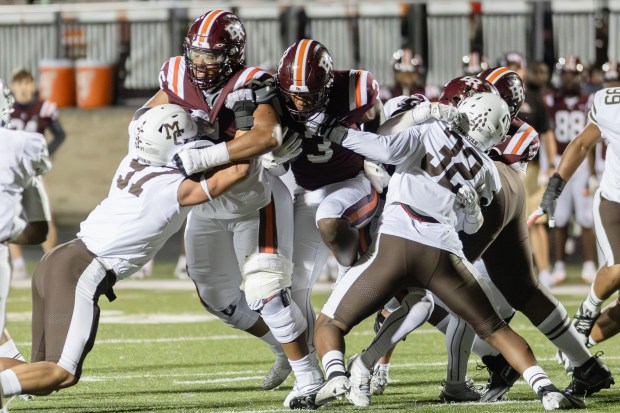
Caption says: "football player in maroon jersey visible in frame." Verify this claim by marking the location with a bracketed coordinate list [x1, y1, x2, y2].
[142, 11, 323, 402]
[272, 39, 386, 407]
[8, 68, 65, 280]
[545, 56, 598, 285]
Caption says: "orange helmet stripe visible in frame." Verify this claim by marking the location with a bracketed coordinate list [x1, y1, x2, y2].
[294, 39, 312, 87]
[172, 56, 181, 96]
[487, 67, 511, 84]
[198, 9, 226, 39]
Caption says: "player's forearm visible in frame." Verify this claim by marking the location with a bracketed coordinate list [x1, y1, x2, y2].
[226, 123, 280, 161]
[178, 162, 249, 206]
[47, 120, 66, 156]
[11, 221, 48, 245]
[556, 123, 601, 181]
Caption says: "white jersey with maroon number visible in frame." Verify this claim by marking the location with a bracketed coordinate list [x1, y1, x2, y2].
[78, 155, 189, 279]
[340, 120, 501, 256]
[589, 87, 620, 203]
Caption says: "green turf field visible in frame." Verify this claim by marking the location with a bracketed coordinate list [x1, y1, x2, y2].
[4, 268, 619, 412]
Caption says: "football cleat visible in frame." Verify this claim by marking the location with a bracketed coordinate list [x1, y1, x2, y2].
[262, 354, 292, 390]
[370, 365, 390, 395]
[286, 379, 324, 410]
[480, 354, 520, 402]
[314, 375, 350, 407]
[347, 355, 371, 407]
[537, 384, 586, 410]
[439, 378, 483, 402]
[564, 355, 614, 397]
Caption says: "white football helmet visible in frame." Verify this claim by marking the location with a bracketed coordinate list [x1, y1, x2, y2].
[456, 92, 510, 152]
[0, 78, 15, 127]
[134, 104, 199, 166]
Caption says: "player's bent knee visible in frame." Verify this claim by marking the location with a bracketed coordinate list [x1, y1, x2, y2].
[260, 289, 307, 343]
[472, 315, 507, 341]
[204, 294, 259, 331]
[241, 253, 294, 302]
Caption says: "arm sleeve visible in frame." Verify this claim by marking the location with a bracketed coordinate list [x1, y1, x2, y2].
[341, 127, 421, 165]
[47, 119, 66, 155]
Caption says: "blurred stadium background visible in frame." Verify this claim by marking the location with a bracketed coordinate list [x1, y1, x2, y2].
[1, 0, 616, 269]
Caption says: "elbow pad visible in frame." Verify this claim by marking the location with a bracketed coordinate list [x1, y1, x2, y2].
[232, 100, 257, 131]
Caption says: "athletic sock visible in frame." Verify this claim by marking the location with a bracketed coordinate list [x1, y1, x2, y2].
[0, 339, 24, 361]
[523, 366, 552, 394]
[583, 285, 603, 313]
[0, 369, 22, 396]
[261, 331, 284, 356]
[537, 304, 591, 367]
[445, 316, 475, 384]
[322, 350, 346, 380]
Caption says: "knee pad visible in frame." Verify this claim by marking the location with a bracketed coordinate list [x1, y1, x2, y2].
[204, 293, 259, 331]
[240, 253, 294, 302]
[260, 289, 307, 343]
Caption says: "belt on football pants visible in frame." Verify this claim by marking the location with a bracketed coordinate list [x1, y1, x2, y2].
[400, 203, 439, 224]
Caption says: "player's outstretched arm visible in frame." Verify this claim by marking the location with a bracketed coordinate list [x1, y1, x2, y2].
[177, 162, 250, 207]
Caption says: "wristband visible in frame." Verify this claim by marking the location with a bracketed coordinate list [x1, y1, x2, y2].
[200, 175, 214, 201]
[203, 142, 231, 168]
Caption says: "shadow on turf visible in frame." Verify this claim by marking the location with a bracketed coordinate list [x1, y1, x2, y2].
[87, 359, 269, 375]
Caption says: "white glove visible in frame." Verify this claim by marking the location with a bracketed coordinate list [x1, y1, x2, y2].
[409, 102, 461, 125]
[224, 88, 255, 109]
[363, 159, 391, 194]
[174, 142, 229, 176]
[261, 128, 303, 169]
[456, 185, 483, 234]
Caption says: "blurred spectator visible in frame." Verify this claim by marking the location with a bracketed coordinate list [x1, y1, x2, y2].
[583, 65, 604, 95]
[545, 56, 597, 284]
[462, 51, 489, 75]
[8, 68, 64, 280]
[519, 61, 556, 286]
[380, 48, 440, 102]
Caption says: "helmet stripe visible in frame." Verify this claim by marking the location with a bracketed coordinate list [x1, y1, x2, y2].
[198, 9, 227, 39]
[486, 67, 511, 84]
[507, 125, 534, 155]
[294, 39, 312, 87]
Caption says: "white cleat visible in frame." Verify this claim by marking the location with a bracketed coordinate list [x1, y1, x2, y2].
[370, 365, 390, 395]
[285, 369, 324, 410]
[538, 385, 586, 410]
[347, 355, 371, 406]
[262, 354, 292, 390]
[314, 375, 350, 407]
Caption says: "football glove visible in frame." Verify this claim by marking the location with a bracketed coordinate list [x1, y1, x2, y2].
[363, 160, 391, 194]
[261, 128, 303, 170]
[539, 172, 567, 228]
[456, 185, 483, 234]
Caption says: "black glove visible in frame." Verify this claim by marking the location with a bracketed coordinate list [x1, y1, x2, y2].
[314, 117, 349, 145]
[540, 173, 567, 226]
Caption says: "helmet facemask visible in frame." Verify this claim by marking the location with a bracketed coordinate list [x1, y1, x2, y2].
[280, 78, 333, 122]
[185, 43, 240, 89]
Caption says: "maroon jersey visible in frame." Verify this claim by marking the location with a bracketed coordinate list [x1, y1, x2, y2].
[289, 70, 379, 190]
[159, 56, 273, 142]
[489, 117, 539, 174]
[9, 100, 57, 134]
[545, 91, 591, 155]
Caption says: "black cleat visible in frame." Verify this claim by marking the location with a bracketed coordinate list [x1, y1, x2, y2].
[479, 354, 520, 402]
[289, 394, 320, 410]
[565, 354, 614, 397]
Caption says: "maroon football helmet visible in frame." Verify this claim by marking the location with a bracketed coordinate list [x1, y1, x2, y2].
[439, 75, 498, 107]
[183, 10, 246, 89]
[478, 67, 524, 120]
[276, 39, 334, 121]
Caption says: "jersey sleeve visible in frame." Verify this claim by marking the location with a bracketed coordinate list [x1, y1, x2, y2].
[21, 132, 51, 176]
[588, 89, 606, 125]
[231, 67, 276, 104]
[341, 126, 422, 165]
[39, 100, 59, 121]
[159, 56, 187, 101]
[343, 70, 380, 124]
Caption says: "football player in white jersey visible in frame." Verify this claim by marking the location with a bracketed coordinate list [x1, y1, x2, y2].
[0, 79, 51, 374]
[0, 105, 249, 404]
[538, 86, 620, 361]
[312, 93, 585, 411]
